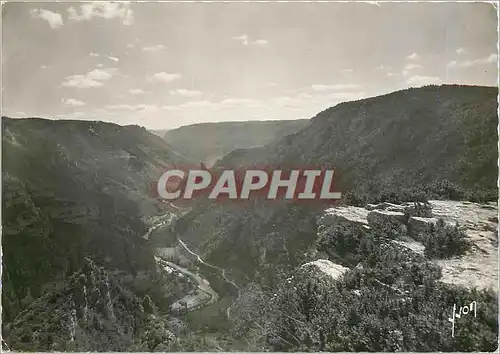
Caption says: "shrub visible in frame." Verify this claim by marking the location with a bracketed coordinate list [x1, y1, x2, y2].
[404, 202, 433, 219]
[317, 223, 376, 267]
[267, 266, 498, 352]
[341, 187, 430, 207]
[426, 180, 466, 201]
[465, 188, 498, 204]
[422, 219, 471, 259]
[376, 187, 429, 204]
[340, 190, 368, 207]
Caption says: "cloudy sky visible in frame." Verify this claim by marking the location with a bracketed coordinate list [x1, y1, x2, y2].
[2, 1, 498, 130]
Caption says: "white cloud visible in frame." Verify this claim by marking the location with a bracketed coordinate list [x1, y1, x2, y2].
[108, 55, 119, 62]
[170, 89, 203, 97]
[87, 68, 117, 80]
[456, 47, 467, 56]
[148, 72, 182, 83]
[274, 93, 313, 107]
[163, 100, 213, 111]
[219, 98, 261, 107]
[404, 63, 423, 70]
[61, 67, 117, 88]
[407, 53, 419, 60]
[142, 44, 167, 52]
[62, 98, 85, 106]
[406, 75, 442, 86]
[376, 64, 393, 71]
[447, 53, 498, 68]
[341, 68, 354, 73]
[107, 104, 159, 112]
[62, 76, 103, 88]
[232, 35, 269, 46]
[68, 2, 133, 26]
[253, 39, 269, 46]
[29, 9, 63, 29]
[267, 82, 278, 87]
[90, 52, 100, 57]
[274, 91, 365, 108]
[232, 34, 249, 45]
[402, 63, 423, 76]
[311, 84, 360, 92]
[129, 88, 146, 95]
[69, 112, 86, 119]
[162, 98, 261, 111]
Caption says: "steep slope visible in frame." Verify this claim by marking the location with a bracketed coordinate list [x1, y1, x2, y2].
[171, 86, 499, 352]
[163, 119, 309, 165]
[219, 85, 498, 197]
[5, 258, 148, 351]
[2, 117, 188, 327]
[176, 85, 498, 286]
[150, 129, 170, 138]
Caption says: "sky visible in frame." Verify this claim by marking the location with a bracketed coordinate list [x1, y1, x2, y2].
[1, 1, 498, 130]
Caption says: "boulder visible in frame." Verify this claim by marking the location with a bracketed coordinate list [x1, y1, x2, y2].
[301, 259, 349, 281]
[408, 216, 437, 238]
[401, 202, 433, 218]
[323, 206, 370, 228]
[367, 210, 406, 229]
[387, 205, 406, 213]
[407, 216, 457, 241]
[373, 202, 404, 210]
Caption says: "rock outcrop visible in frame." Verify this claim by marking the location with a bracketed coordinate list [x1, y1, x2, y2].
[407, 216, 456, 241]
[321, 200, 498, 291]
[323, 206, 369, 228]
[366, 210, 406, 229]
[301, 259, 350, 281]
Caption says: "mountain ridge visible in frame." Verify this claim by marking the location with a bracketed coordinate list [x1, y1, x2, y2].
[2, 116, 188, 326]
[177, 84, 499, 286]
[162, 119, 309, 165]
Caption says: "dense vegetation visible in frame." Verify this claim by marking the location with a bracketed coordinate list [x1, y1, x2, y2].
[3, 84, 498, 352]
[163, 119, 309, 165]
[218, 85, 498, 200]
[178, 85, 498, 287]
[421, 219, 471, 259]
[2, 117, 188, 337]
[173, 85, 498, 351]
[230, 221, 498, 352]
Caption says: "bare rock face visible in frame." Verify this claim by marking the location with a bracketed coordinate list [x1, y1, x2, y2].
[323, 206, 370, 228]
[301, 259, 349, 281]
[427, 200, 498, 291]
[321, 199, 498, 291]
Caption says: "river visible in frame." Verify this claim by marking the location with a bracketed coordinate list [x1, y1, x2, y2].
[147, 208, 240, 319]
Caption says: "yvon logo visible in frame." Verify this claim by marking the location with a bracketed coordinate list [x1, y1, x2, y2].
[154, 165, 342, 203]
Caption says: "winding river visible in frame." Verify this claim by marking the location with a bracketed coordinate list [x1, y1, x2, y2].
[147, 208, 240, 319]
